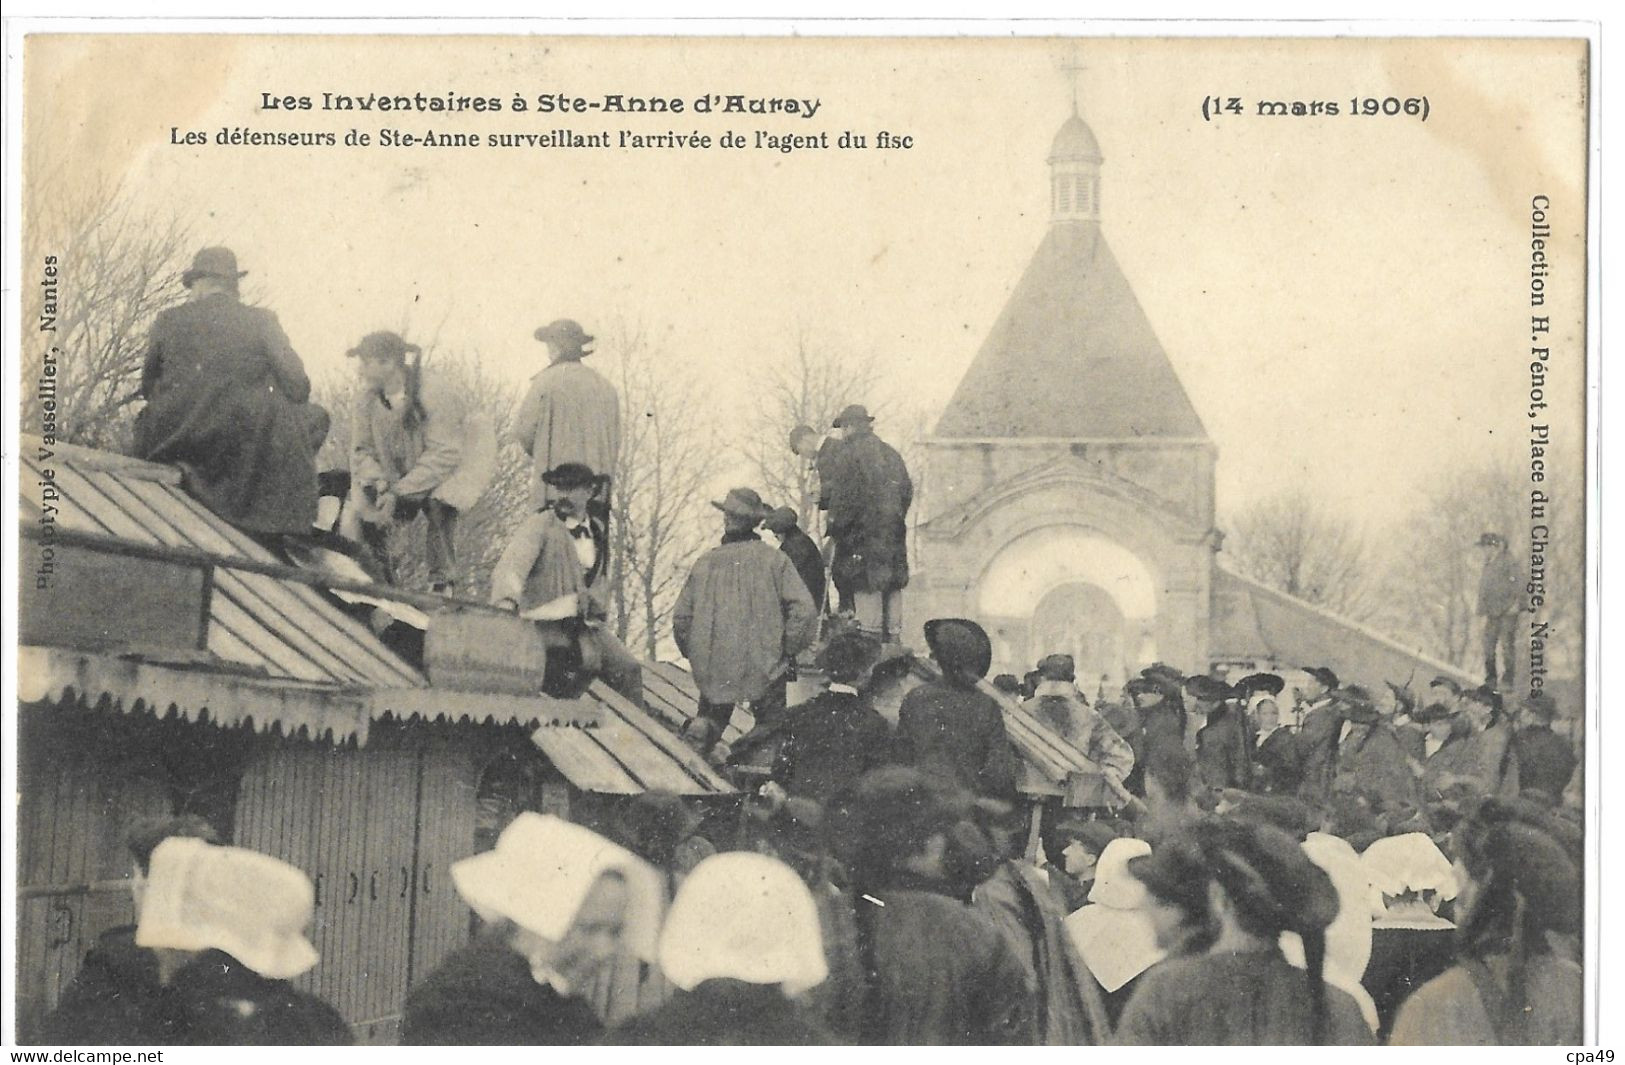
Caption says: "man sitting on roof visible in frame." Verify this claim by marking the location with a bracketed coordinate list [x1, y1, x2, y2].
[490, 462, 643, 709]
[134, 247, 322, 536]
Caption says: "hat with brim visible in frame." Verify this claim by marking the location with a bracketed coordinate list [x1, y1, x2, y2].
[1185, 675, 1233, 702]
[451, 813, 665, 962]
[1522, 692, 1559, 720]
[1037, 654, 1076, 683]
[1127, 838, 1209, 915]
[1238, 672, 1285, 696]
[135, 838, 319, 980]
[1124, 676, 1166, 699]
[712, 487, 771, 520]
[181, 247, 248, 289]
[832, 404, 875, 428]
[1305, 666, 1340, 690]
[1429, 675, 1464, 695]
[1142, 662, 1186, 685]
[534, 319, 595, 350]
[1411, 701, 1459, 724]
[1335, 686, 1380, 724]
[923, 618, 993, 681]
[542, 462, 601, 491]
[762, 506, 800, 534]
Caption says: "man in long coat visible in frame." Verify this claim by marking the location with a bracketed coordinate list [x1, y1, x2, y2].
[1023, 654, 1134, 783]
[823, 404, 913, 641]
[1190, 676, 1252, 791]
[1512, 692, 1577, 802]
[1477, 531, 1523, 685]
[1331, 686, 1423, 816]
[896, 618, 1019, 800]
[1295, 665, 1343, 807]
[135, 247, 319, 534]
[512, 319, 621, 511]
[673, 488, 819, 753]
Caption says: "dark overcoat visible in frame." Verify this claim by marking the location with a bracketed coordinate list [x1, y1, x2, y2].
[401, 938, 603, 1045]
[135, 292, 318, 533]
[603, 979, 838, 1045]
[772, 689, 897, 803]
[895, 680, 1018, 799]
[825, 429, 913, 595]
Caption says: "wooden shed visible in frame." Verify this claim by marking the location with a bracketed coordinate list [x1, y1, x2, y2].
[15, 439, 731, 1042]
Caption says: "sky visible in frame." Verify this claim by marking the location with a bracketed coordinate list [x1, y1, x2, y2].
[22, 33, 1590, 525]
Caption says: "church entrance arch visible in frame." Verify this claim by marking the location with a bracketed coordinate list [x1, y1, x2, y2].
[975, 526, 1158, 681]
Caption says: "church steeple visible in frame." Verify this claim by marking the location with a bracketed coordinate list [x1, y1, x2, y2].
[1048, 109, 1103, 224]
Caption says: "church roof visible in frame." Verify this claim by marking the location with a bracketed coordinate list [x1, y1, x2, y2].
[1048, 112, 1102, 162]
[935, 221, 1208, 440]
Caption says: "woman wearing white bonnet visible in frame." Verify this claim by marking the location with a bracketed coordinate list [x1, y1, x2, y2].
[1359, 831, 1461, 1037]
[605, 851, 836, 1044]
[402, 813, 664, 1044]
[1280, 832, 1380, 1034]
[1063, 837, 1168, 1027]
[132, 836, 350, 1044]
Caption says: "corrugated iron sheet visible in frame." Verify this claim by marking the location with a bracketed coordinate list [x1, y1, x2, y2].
[17, 437, 734, 795]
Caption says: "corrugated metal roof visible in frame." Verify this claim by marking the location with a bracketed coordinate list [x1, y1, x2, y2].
[17, 436, 733, 796]
[22, 440, 421, 689]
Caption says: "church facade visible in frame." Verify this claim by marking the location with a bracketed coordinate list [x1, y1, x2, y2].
[908, 111, 1473, 695]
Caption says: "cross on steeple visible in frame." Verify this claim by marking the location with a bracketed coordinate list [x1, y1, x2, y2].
[1059, 46, 1086, 113]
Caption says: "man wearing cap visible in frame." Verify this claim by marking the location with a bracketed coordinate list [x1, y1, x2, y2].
[1295, 666, 1342, 806]
[822, 403, 913, 641]
[134, 247, 321, 534]
[513, 320, 620, 519]
[1025, 654, 1134, 783]
[491, 461, 644, 707]
[1512, 693, 1574, 802]
[673, 488, 819, 752]
[763, 506, 827, 613]
[1477, 531, 1523, 685]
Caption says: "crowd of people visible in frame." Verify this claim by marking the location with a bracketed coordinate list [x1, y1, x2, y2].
[78, 246, 1585, 1046]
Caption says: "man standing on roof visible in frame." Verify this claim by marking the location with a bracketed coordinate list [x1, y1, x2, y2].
[823, 404, 913, 642]
[512, 320, 620, 546]
[135, 247, 320, 535]
[764, 506, 827, 614]
[673, 488, 819, 756]
[490, 462, 644, 708]
[1476, 531, 1523, 686]
[347, 330, 496, 594]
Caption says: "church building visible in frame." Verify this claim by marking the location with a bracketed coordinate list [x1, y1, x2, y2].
[909, 109, 1472, 695]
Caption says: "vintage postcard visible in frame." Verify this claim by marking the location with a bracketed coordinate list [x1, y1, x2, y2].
[3, 26, 1599, 1050]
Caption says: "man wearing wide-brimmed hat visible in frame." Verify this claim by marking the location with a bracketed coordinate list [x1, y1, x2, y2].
[673, 488, 818, 753]
[134, 247, 321, 534]
[1331, 685, 1422, 814]
[512, 319, 620, 514]
[822, 403, 913, 641]
[1476, 530, 1523, 686]
[1295, 665, 1342, 806]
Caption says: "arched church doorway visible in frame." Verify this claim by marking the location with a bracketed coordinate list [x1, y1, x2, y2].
[976, 525, 1159, 680]
[1030, 582, 1128, 696]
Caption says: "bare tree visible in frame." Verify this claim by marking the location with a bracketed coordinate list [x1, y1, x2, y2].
[740, 328, 887, 535]
[21, 172, 191, 451]
[1223, 487, 1380, 621]
[601, 321, 724, 658]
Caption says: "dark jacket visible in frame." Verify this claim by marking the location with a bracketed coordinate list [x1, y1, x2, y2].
[1334, 721, 1423, 812]
[1296, 698, 1342, 804]
[1114, 948, 1373, 1045]
[40, 926, 174, 1045]
[41, 934, 349, 1047]
[1253, 727, 1303, 794]
[401, 938, 603, 1045]
[776, 524, 828, 612]
[1477, 549, 1523, 617]
[1513, 724, 1577, 800]
[856, 879, 1037, 1044]
[773, 689, 897, 803]
[896, 680, 1019, 799]
[1195, 707, 1252, 790]
[825, 429, 913, 595]
[159, 950, 351, 1046]
[135, 291, 319, 533]
[603, 979, 838, 1045]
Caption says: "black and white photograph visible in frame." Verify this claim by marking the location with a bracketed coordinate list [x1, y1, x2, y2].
[2, 23, 1601, 1049]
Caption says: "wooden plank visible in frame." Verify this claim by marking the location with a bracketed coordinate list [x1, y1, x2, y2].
[208, 580, 329, 681]
[589, 684, 731, 793]
[531, 729, 641, 795]
[43, 464, 147, 539]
